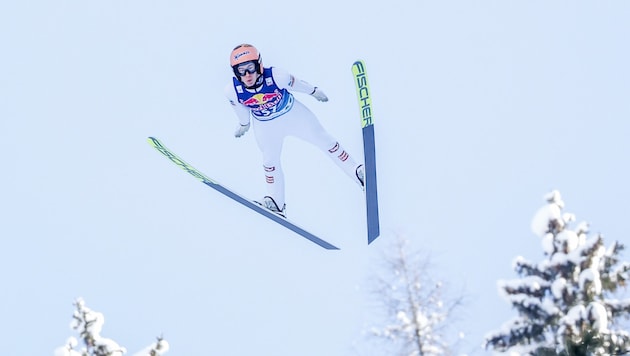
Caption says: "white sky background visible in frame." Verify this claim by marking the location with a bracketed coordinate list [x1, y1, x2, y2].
[1, 1, 629, 355]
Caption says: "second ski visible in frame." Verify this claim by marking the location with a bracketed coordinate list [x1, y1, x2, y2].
[352, 60, 380, 244]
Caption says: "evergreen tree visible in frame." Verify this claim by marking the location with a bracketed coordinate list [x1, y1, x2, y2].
[54, 298, 169, 356]
[484, 191, 630, 355]
[368, 236, 464, 355]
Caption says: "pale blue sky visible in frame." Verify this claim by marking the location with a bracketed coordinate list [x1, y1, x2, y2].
[1, 1, 629, 355]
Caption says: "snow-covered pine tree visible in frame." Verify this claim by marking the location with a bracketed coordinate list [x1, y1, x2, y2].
[368, 235, 463, 356]
[484, 190, 630, 355]
[54, 298, 169, 356]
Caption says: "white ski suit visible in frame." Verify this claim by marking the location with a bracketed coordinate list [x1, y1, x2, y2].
[225, 66, 363, 209]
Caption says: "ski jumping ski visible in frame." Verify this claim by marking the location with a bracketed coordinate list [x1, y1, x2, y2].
[147, 137, 339, 250]
[352, 60, 380, 244]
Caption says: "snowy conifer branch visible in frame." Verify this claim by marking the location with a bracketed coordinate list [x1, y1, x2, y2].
[132, 335, 170, 356]
[54, 298, 169, 356]
[485, 191, 630, 354]
[484, 319, 546, 350]
[514, 257, 552, 280]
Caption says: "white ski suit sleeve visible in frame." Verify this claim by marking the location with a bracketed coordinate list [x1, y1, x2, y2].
[271, 68, 327, 101]
[271, 67, 317, 94]
[224, 83, 251, 127]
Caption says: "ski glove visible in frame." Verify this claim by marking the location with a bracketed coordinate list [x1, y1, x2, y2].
[234, 122, 250, 138]
[310, 87, 328, 102]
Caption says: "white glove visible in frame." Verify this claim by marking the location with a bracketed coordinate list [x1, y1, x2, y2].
[310, 87, 328, 102]
[234, 122, 250, 138]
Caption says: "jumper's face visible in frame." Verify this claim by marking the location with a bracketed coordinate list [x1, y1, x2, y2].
[240, 71, 259, 87]
[235, 61, 259, 87]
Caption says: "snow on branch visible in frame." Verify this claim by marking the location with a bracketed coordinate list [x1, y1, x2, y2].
[513, 256, 552, 280]
[131, 336, 170, 356]
[484, 317, 547, 352]
[499, 276, 549, 299]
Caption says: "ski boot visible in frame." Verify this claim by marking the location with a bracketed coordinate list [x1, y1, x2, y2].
[356, 164, 365, 189]
[256, 196, 286, 218]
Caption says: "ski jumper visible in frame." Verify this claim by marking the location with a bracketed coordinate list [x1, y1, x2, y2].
[225, 67, 362, 209]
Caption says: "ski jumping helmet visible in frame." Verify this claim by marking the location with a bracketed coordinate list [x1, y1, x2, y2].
[230, 44, 263, 78]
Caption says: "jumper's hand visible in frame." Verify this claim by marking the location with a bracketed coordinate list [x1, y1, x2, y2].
[311, 87, 328, 102]
[234, 122, 250, 138]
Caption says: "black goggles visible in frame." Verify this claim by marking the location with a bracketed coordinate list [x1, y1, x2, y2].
[234, 61, 258, 76]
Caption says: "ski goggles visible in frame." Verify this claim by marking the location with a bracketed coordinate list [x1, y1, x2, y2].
[234, 61, 258, 76]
